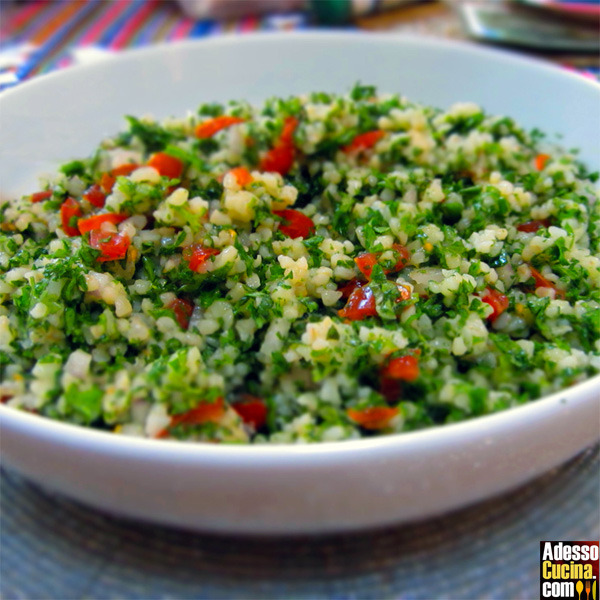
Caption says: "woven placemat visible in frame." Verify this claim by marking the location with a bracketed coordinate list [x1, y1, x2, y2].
[1, 444, 598, 600]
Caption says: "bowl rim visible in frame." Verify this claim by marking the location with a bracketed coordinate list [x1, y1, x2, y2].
[1, 30, 599, 460]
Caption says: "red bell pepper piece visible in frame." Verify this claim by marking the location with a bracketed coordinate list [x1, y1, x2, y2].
[30, 190, 52, 203]
[259, 116, 298, 176]
[381, 355, 420, 382]
[89, 229, 130, 262]
[182, 244, 220, 273]
[481, 287, 509, 322]
[355, 252, 378, 279]
[229, 166, 253, 187]
[338, 278, 363, 299]
[100, 173, 115, 195]
[195, 116, 245, 139]
[355, 244, 410, 280]
[529, 266, 565, 299]
[99, 163, 140, 194]
[516, 219, 550, 233]
[78, 213, 129, 235]
[347, 406, 398, 430]
[274, 208, 315, 239]
[173, 398, 225, 426]
[60, 198, 83, 236]
[260, 144, 295, 175]
[232, 395, 268, 430]
[338, 286, 377, 320]
[147, 152, 184, 180]
[168, 298, 195, 330]
[342, 130, 385, 153]
[535, 153, 550, 171]
[83, 184, 106, 208]
[156, 398, 225, 438]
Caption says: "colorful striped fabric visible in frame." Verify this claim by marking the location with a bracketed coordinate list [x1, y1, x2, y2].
[0, 0, 596, 91]
[0, 0, 307, 90]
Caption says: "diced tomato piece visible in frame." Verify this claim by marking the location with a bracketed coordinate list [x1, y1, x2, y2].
[168, 298, 195, 330]
[382, 355, 420, 382]
[381, 355, 420, 401]
[347, 406, 399, 430]
[338, 285, 377, 321]
[60, 198, 83, 236]
[529, 266, 553, 289]
[535, 153, 550, 171]
[342, 130, 385, 153]
[232, 395, 268, 430]
[100, 173, 115, 194]
[355, 252, 378, 279]
[481, 287, 509, 323]
[157, 398, 225, 438]
[274, 209, 315, 239]
[355, 245, 410, 281]
[229, 166, 253, 187]
[89, 229, 130, 262]
[338, 278, 363, 299]
[172, 398, 225, 427]
[83, 184, 106, 208]
[259, 116, 298, 176]
[516, 219, 550, 233]
[195, 116, 245, 139]
[279, 116, 298, 145]
[182, 244, 220, 273]
[260, 144, 295, 176]
[100, 163, 140, 194]
[529, 266, 565, 299]
[148, 152, 184, 180]
[112, 163, 140, 177]
[390, 244, 410, 271]
[30, 190, 52, 203]
[99, 163, 139, 193]
[77, 213, 128, 235]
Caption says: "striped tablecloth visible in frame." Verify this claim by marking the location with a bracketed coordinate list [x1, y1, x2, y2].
[1, 0, 599, 91]
[0, 0, 308, 90]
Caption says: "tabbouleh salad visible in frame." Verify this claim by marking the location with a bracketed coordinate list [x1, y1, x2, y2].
[1, 85, 599, 443]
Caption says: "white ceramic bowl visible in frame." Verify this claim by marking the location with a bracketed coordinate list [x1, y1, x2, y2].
[1, 32, 599, 534]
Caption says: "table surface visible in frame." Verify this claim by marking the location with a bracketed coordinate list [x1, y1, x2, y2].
[1, 445, 598, 599]
[1, 2, 599, 598]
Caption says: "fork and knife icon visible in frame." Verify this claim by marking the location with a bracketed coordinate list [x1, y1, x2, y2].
[577, 580, 597, 600]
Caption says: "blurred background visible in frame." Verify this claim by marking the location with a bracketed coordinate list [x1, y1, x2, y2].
[0, 0, 598, 91]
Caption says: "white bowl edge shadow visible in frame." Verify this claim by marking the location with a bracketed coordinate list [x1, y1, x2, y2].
[1, 376, 598, 534]
[0, 32, 599, 534]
